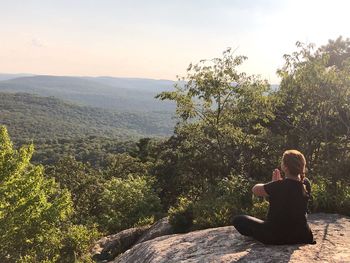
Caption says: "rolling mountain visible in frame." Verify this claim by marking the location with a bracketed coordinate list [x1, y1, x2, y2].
[0, 92, 175, 144]
[0, 75, 176, 112]
[0, 73, 33, 81]
[85, 76, 175, 92]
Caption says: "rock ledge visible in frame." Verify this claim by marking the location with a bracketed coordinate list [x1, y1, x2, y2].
[114, 213, 350, 263]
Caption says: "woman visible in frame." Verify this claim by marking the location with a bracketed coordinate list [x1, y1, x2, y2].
[232, 150, 315, 245]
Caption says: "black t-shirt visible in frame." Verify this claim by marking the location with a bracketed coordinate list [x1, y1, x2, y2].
[263, 178, 314, 244]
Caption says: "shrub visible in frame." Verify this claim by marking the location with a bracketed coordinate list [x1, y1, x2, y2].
[312, 177, 350, 216]
[168, 197, 194, 233]
[193, 175, 252, 229]
[59, 224, 100, 263]
[98, 175, 162, 233]
[168, 175, 252, 231]
[250, 198, 269, 220]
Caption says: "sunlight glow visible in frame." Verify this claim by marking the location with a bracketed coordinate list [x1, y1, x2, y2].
[0, 0, 349, 83]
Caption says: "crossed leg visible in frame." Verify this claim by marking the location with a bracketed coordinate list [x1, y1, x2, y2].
[232, 215, 275, 244]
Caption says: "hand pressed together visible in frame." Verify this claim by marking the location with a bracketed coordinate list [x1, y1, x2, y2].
[272, 168, 282, 181]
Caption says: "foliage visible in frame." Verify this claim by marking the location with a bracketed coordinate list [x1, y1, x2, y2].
[168, 175, 252, 231]
[272, 37, 350, 209]
[160, 37, 350, 229]
[0, 126, 100, 262]
[59, 224, 100, 263]
[311, 177, 350, 216]
[250, 198, 269, 220]
[192, 175, 252, 229]
[45, 156, 104, 225]
[0, 126, 71, 262]
[155, 48, 276, 208]
[168, 197, 194, 233]
[104, 153, 151, 179]
[0, 92, 174, 146]
[98, 175, 162, 233]
[31, 136, 138, 168]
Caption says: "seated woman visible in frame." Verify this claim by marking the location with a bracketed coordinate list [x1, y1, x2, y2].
[232, 150, 315, 245]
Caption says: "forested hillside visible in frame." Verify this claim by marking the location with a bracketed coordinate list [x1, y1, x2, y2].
[0, 75, 176, 112]
[0, 92, 175, 143]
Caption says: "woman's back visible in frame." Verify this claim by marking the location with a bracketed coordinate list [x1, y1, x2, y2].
[264, 178, 313, 244]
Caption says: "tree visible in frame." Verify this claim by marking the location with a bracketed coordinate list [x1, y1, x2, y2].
[155, 49, 275, 207]
[104, 153, 150, 179]
[320, 36, 350, 69]
[269, 37, 350, 215]
[0, 126, 99, 262]
[0, 126, 72, 262]
[46, 156, 104, 225]
[274, 37, 350, 184]
[98, 175, 162, 233]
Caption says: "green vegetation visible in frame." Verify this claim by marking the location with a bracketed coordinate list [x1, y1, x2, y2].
[0, 127, 98, 262]
[30, 136, 138, 167]
[272, 37, 350, 215]
[0, 92, 175, 166]
[98, 175, 162, 233]
[168, 175, 253, 232]
[45, 156, 104, 225]
[0, 75, 175, 112]
[0, 92, 174, 144]
[154, 48, 275, 208]
[0, 36, 349, 262]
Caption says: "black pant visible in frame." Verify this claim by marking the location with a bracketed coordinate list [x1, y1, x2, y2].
[232, 215, 315, 245]
[232, 215, 276, 244]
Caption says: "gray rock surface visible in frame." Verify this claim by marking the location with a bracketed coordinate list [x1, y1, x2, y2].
[135, 217, 174, 245]
[91, 225, 150, 262]
[113, 213, 350, 263]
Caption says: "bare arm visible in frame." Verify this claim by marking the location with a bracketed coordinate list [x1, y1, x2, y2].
[252, 183, 268, 197]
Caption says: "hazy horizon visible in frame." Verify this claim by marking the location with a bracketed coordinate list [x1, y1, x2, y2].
[1, 0, 350, 84]
[0, 72, 175, 82]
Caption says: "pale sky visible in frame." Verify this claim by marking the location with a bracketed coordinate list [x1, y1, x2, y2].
[1, 0, 349, 83]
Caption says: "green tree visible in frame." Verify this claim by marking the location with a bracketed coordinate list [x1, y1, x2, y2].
[155, 49, 275, 207]
[274, 37, 350, 184]
[98, 175, 162, 233]
[168, 175, 253, 232]
[0, 126, 72, 262]
[46, 156, 104, 225]
[272, 37, 350, 214]
[104, 153, 150, 179]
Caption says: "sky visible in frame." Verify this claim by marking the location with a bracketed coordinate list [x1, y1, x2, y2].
[1, 0, 349, 83]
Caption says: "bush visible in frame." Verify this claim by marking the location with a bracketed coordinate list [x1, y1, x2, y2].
[46, 156, 104, 225]
[250, 198, 269, 220]
[312, 177, 350, 216]
[168, 197, 194, 233]
[168, 175, 252, 231]
[59, 224, 100, 263]
[98, 175, 162, 233]
[194, 175, 252, 229]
